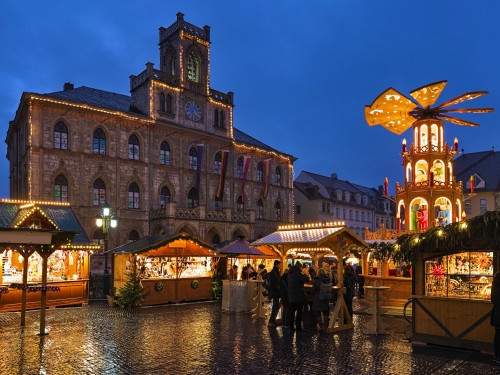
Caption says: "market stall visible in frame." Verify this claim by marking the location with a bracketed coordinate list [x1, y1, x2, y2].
[111, 233, 219, 305]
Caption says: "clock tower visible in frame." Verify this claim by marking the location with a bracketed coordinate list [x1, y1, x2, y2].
[130, 12, 233, 136]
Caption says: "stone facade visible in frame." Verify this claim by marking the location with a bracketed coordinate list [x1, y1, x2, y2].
[5, 13, 296, 254]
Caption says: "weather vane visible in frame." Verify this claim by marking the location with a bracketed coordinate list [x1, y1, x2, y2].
[364, 80, 494, 135]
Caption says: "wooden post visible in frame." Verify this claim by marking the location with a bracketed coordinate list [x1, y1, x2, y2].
[250, 281, 268, 319]
[327, 287, 354, 332]
[39, 252, 48, 336]
[20, 250, 30, 326]
[364, 281, 390, 335]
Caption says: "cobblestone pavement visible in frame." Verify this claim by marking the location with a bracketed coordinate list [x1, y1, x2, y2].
[0, 301, 498, 375]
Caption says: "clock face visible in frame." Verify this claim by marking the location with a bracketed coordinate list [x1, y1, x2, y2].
[185, 101, 202, 121]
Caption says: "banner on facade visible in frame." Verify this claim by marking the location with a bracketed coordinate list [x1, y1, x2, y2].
[262, 158, 271, 198]
[241, 156, 251, 203]
[216, 150, 229, 199]
[196, 144, 204, 198]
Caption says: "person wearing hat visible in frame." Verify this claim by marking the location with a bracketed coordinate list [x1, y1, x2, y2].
[287, 261, 310, 331]
[267, 260, 282, 326]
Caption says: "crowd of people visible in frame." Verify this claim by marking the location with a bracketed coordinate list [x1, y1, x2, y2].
[230, 259, 364, 331]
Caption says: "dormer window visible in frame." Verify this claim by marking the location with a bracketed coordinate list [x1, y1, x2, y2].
[363, 196, 368, 205]
[356, 194, 361, 204]
[337, 190, 342, 200]
[345, 192, 350, 202]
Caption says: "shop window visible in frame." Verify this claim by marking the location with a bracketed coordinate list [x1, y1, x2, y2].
[166, 94, 172, 114]
[257, 199, 264, 219]
[54, 174, 68, 202]
[425, 252, 493, 300]
[275, 167, 282, 186]
[92, 178, 106, 206]
[93, 128, 106, 155]
[187, 52, 199, 82]
[480, 199, 487, 214]
[128, 134, 140, 160]
[54, 121, 68, 150]
[275, 202, 281, 221]
[188, 188, 199, 209]
[160, 186, 171, 207]
[189, 147, 198, 170]
[257, 163, 264, 183]
[237, 157, 244, 179]
[128, 182, 140, 209]
[160, 141, 170, 165]
[128, 230, 140, 243]
[160, 93, 165, 112]
[237, 196, 244, 213]
[214, 153, 222, 175]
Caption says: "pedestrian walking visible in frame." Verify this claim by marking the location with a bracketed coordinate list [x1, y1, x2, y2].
[268, 260, 281, 327]
[343, 265, 355, 322]
[491, 270, 500, 363]
[312, 268, 332, 332]
[280, 267, 290, 328]
[287, 261, 310, 331]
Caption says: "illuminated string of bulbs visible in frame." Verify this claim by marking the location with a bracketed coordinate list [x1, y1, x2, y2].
[1, 199, 71, 206]
[14, 207, 60, 230]
[278, 222, 346, 231]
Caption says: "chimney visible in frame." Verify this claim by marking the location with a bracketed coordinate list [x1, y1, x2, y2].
[378, 185, 384, 194]
[63, 82, 74, 91]
[331, 173, 338, 179]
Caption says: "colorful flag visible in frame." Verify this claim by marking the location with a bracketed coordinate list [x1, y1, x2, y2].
[241, 156, 251, 203]
[196, 144, 204, 198]
[262, 158, 271, 198]
[216, 150, 229, 199]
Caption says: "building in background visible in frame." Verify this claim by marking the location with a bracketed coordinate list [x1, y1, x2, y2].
[5, 13, 296, 264]
[294, 171, 395, 239]
[455, 150, 500, 218]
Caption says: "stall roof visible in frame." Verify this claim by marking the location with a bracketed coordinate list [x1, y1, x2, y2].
[365, 239, 397, 245]
[110, 233, 217, 254]
[251, 225, 368, 248]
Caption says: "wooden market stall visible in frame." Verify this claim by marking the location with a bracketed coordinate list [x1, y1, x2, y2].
[111, 233, 219, 305]
[0, 200, 98, 315]
[251, 222, 368, 331]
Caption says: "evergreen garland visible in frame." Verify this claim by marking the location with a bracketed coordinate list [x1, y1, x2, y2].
[114, 271, 149, 307]
[368, 210, 500, 264]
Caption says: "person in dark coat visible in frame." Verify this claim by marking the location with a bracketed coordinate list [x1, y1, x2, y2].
[280, 268, 290, 328]
[312, 268, 332, 332]
[355, 265, 365, 298]
[268, 260, 282, 327]
[491, 271, 500, 363]
[287, 261, 310, 331]
[343, 265, 355, 322]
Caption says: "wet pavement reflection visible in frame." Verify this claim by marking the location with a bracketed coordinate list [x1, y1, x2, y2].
[0, 301, 497, 374]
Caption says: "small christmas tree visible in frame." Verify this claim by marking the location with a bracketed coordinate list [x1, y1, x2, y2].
[114, 271, 149, 307]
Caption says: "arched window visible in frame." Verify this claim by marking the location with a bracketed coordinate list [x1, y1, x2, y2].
[237, 157, 244, 179]
[189, 147, 198, 170]
[236, 196, 244, 213]
[214, 109, 219, 127]
[220, 111, 224, 128]
[214, 153, 222, 175]
[257, 163, 264, 183]
[166, 94, 172, 114]
[188, 188, 198, 208]
[93, 178, 106, 206]
[160, 141, 170, 165]
[54, 121, 68, 150]
[128, 182, 140, 209]
[257, 199, 264, 219]
[128, 230, 140, 243]
[165, 47, 176, 75]
[128, 134, 140, 160]
[92, 228, 105, 250]
[275, 167, 282, 186]
[215, 197, 222, 211]
[187, 52, 199, 82]
[93, 128, 106, 155]
[160, 186, 171, 207]
[54, 174, 68, 202]
[160, 93, 165, 112]
[275, 202, 282, 221]
[212, 234, 221, 245]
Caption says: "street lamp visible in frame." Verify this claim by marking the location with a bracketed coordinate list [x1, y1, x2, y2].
[96, 203, 118, 295]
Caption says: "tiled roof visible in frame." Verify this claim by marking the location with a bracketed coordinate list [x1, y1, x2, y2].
[299, 171, 363, 193]
[0, 204, 20, 228]
[38, 87, 293, 157]
[455, 151, 500, 191]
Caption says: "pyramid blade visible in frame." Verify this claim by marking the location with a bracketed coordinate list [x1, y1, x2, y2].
[365, 88, 417, 134]
[410, 80, 447, 107]
[439, 114, 480, 127]
[439, 108, 494, 114]
[436, 91, 489, 109]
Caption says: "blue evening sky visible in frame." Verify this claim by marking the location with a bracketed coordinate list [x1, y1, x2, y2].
[1, 1, 499, 199]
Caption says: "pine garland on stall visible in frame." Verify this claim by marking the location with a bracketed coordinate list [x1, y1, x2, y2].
[114, 271, 149, 307]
